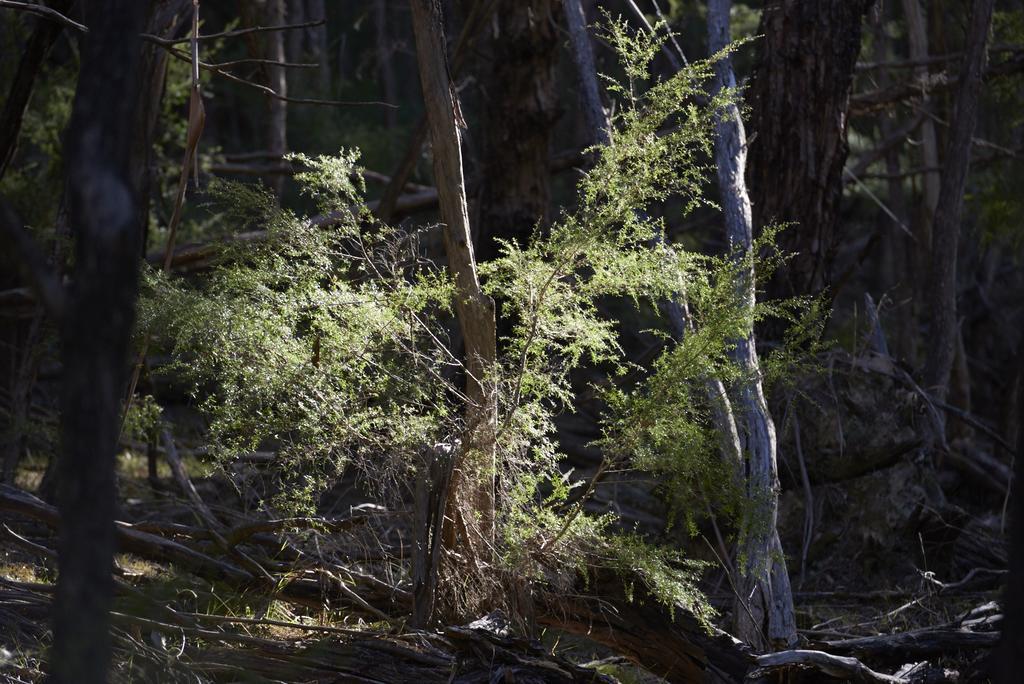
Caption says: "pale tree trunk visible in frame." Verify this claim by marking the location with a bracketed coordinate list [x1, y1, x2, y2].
[923, 0, 995, 404]
[707, 0, 797, 651]
[408, 0, 498, 595]
[265, 0, 288, 198]
[562, 0, 745, 545]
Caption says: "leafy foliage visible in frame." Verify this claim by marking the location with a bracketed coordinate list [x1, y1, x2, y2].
[137, 19, 816, 621]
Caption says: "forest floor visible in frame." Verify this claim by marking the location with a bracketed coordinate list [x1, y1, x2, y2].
[0, 350, 1009, 683]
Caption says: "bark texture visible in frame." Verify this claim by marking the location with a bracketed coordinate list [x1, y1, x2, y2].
[476, 0, 561, 263]
[408, 0, 498, 607]
[923, 0, 995, 403]
[563, 0, 608, 148]
[53, 3, 148, 682]
[747, 0, 873, 297]
[708, 0, 796, 651]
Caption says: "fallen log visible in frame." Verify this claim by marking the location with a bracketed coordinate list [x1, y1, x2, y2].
[537, 566, 753, 684]
[818, 626, 1000, 664]
[750, 649, 907, 684]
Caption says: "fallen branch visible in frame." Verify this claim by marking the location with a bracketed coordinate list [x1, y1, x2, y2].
[818, 626, 1000, 664]
[0, 0, 87, 32]
[750, 649, 907, 683]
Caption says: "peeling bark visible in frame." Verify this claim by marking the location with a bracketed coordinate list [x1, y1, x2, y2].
[707, 0, 797, 651]
[408, 0, 499, 605]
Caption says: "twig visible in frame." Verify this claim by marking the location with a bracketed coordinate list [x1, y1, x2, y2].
[793, 411, 814, 587]
[141, 35, 396, 107]
[179, 610, 368, 635]
[204, 56, 317, 69]
[0, 0, 87, 32]
[843, 167, 915, 239]
[160, 17, 325, 45]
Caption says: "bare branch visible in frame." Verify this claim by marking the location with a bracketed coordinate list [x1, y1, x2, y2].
[160, 17, 325, 45]
[0, 0, 87, 33]
[140, 34, 396, 107]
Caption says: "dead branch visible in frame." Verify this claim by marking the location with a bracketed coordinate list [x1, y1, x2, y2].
[160, 17, 325, 45]
[818, 625, 1000, 664]
[140, 34, 395, 107]
[750, 649, 907, 683]
[0, 0, 87, 32]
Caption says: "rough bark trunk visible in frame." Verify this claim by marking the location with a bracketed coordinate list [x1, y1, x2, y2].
[52, 3, 148, 682]
[476, 0, 560, 263]
[923, 0, 995, 404]
[563, 0, 608, 148]
[747, 0, 873, 298]
[707, 0, 797, 652]
[408, 0, 498, 604]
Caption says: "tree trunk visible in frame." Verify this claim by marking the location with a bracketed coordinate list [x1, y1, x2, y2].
[0, 0, 72, 181]
[265, 0, 288, 198]
[476, 0, 560, 263]
[52, 3, 148, 682]
[408, 0, 498, 611]
[997, 338, 1024, 682]
[304, 0, 329, 94]
[747, 0, 873, 298]
[707, 0, 797, 652]
[286, 0, 306, 64]
[563, 0, 608, 148]
[374, 0, 399, 131]
[923, 0, 995, 404]
[564, 0, 745, 563]
[241, 0, 289, 198]
[132, 0, 193, 253]
[901, 0, 941, 248]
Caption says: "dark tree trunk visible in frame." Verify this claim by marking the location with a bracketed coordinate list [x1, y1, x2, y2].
[52, 3, 148, 683]
[747, 0, 873, 298]
[0, 0, 72, 181]
[374, 0, 399, 131]
[923, 0, 995, 403]
[475, 0, 561, 263]
[997, 338, 1024, 682]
